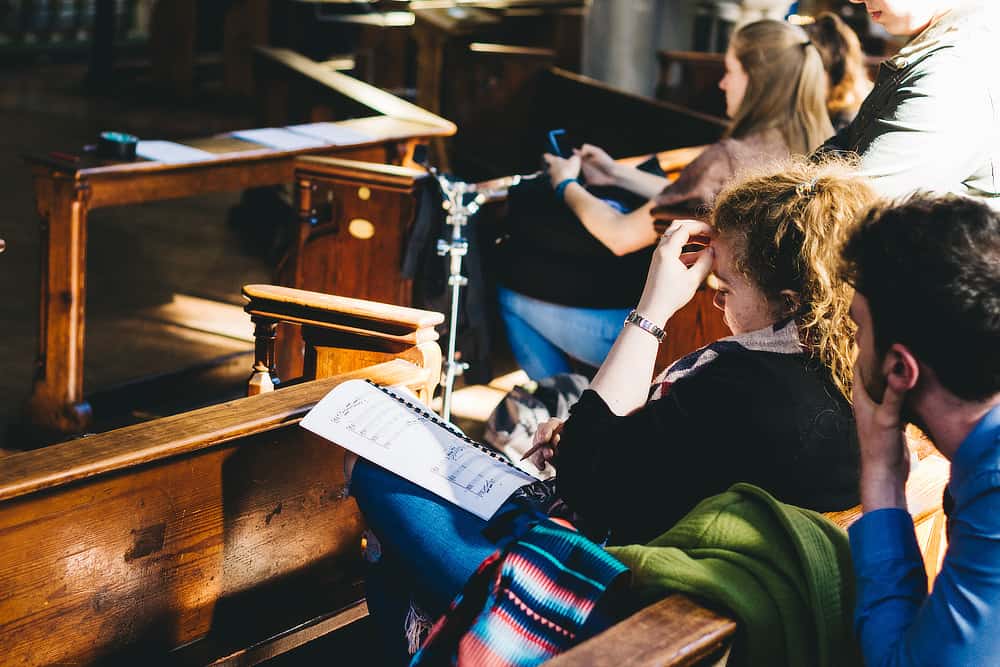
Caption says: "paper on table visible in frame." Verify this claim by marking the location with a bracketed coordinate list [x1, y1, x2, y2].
[286, 122, 373, 145]
[300, 380, 536, 520]
[231, 128, 328, 151]
[135, 141, 216, 163]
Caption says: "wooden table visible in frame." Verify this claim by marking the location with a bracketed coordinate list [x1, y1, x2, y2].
[23, 113, 454, 436]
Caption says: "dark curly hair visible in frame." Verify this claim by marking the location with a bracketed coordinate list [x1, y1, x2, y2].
[841, 194, 1000, 401]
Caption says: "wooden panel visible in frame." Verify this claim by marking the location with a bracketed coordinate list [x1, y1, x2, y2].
[274, 159, 431, 382]
[0, 361, 430, 665]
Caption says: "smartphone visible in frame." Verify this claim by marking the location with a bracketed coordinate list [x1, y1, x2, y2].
[547, 129, 575, 158]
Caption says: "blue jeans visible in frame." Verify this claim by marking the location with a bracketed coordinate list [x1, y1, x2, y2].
[350, 459, 510, 664]
[497, 286, 629, 380]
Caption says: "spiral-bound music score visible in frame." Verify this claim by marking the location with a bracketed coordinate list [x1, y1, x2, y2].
[301, 380, 538, 520]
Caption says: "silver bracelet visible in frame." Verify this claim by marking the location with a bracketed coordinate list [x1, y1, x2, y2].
[624, 309, 666, 343]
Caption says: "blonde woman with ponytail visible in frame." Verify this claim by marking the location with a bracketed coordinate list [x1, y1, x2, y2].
[543, 19, 833, 258]
[502, 19, 834, 380]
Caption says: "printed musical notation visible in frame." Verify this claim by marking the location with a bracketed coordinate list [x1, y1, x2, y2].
[300, 380, 537, 520]
[431, 445, 501, 499]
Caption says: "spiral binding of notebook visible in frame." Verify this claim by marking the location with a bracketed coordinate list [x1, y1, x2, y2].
[366, 379, 524, 473]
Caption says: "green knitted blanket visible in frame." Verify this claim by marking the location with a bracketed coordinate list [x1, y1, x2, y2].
[607, 483, 861, 667]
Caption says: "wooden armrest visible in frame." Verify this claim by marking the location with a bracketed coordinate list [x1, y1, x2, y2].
[0, 359, 428, 503]
[244, 285, 444, 399]
[548, 594, 737, 666]
[243, 284, 444, 342]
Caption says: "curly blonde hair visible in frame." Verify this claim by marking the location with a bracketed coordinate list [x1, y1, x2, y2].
[710, 158, 878, 398]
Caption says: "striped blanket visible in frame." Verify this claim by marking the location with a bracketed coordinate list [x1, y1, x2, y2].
[410, 516, 628, 666]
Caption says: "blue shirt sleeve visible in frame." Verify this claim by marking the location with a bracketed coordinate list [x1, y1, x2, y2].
[850, 488, 1000, 666]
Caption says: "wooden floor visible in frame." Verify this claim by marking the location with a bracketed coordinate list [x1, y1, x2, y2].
[0, 60, 517, 450]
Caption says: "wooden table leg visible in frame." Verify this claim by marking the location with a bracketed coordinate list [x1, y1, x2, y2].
[23, 172, 93, 435]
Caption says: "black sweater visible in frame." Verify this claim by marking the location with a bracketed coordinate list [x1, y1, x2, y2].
[555, 349, 860, 546]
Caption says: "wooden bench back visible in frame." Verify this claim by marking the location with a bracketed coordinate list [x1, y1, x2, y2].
[0, 360, 430, 666]
[450, 64, 728, 178]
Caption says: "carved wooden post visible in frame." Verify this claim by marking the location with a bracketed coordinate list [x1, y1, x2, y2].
[248, 316, 278, 396]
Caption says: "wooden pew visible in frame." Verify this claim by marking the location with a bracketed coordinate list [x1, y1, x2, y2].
[550, 447, 952, 666]
[0, 292, 444, 665]
[23, 56, 455, 438]
[447, 62, 729, 179]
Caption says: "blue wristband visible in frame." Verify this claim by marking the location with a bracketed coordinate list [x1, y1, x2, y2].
[554, 177, 578, 202]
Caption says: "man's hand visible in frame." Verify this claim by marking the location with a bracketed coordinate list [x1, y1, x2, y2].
[521, 417, 564, 472]
[544, 153, 581, 189]
[577, 144, 620, 187]
[635, 220, 715, 324]
[853, 360, 911, 511]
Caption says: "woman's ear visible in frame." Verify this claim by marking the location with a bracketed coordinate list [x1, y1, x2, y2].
[778, 289, 801, 317]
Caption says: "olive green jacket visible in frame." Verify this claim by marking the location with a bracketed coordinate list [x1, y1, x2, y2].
[822, 2, 1000, 207]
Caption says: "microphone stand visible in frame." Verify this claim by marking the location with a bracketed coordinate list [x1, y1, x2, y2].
[420, 162, 541, 421]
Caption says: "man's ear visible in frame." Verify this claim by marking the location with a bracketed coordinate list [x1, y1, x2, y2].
[882, 343, 920, 392]
[778, 289, 801, 317]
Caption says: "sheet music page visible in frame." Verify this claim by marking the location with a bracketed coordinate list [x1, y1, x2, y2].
[301, 380, 536, 520]
[286, 122, 373, 145]
[231, 128, 328, 150]
[135, 141, 215, 163]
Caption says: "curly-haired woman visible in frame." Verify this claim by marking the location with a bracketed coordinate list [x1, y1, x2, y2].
[350, 159, 874, 660]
